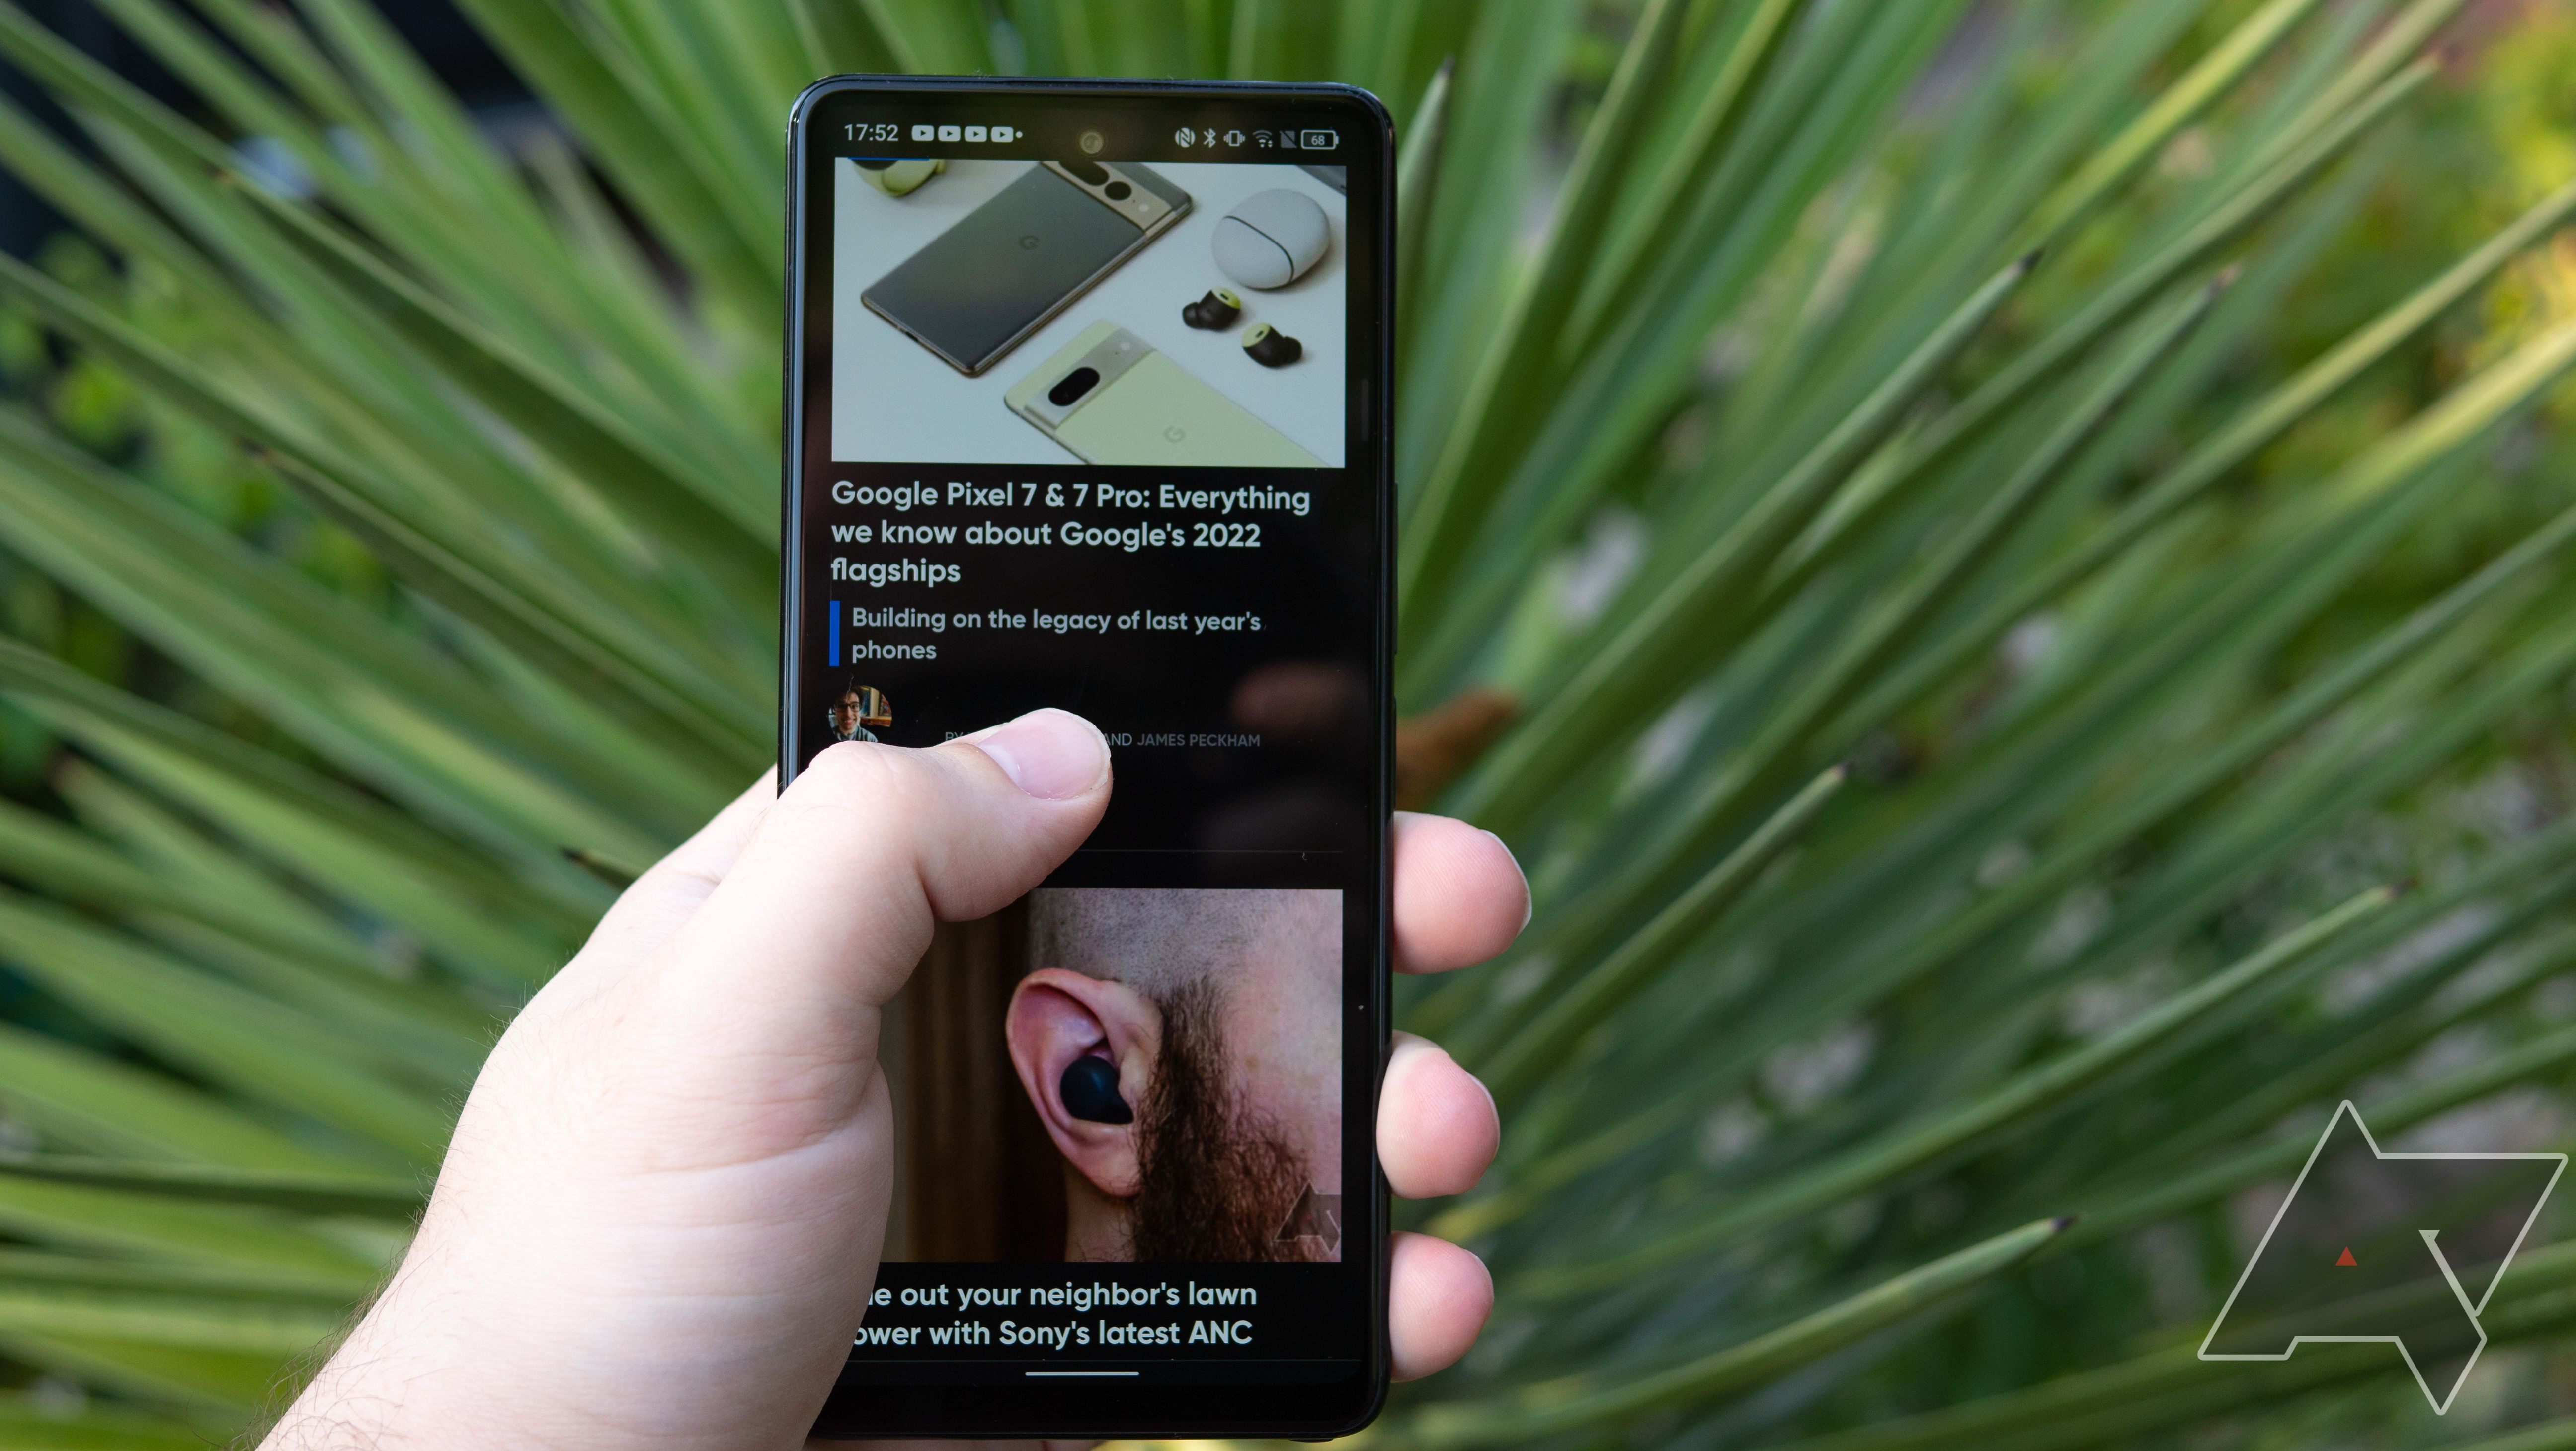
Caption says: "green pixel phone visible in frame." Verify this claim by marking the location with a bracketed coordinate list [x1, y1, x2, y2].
[1006, 320, 1323, 468]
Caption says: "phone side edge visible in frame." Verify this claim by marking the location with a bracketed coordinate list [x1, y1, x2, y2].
[780, 85, 813, 792]
[1334, 78, 1401, 1443]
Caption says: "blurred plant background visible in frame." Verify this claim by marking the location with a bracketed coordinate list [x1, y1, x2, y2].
[0, 0, 2563, 1446]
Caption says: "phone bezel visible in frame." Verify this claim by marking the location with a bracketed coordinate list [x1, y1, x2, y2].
[781, 74, 1397, 1441]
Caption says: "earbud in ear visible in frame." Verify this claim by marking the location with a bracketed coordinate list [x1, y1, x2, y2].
[1059, 1055, 1133, 1124]
[1243, 322, 1303, 367]
[1182, 287, 1242, 330]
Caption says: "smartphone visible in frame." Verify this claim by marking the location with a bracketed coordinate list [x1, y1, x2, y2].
[783, 79, 1393, 1440]
[863, 160, 1190, 376]
[1007, 320, 1325, 467]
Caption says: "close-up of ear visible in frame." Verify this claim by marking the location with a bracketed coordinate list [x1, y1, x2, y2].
[1004, 967, 1163, 1198]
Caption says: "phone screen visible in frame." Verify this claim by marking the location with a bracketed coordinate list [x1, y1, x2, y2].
[783, 81, 1391, 1438]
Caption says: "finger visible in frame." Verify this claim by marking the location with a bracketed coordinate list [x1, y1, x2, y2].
[1392, 812, 1530, 974]
[647, 709, 1110, 1031]
[570, 770, 779, 970]
[1389, 1232, 1493, 1382]
[641, 768, 778, 893]
[1379, 1032, 1498, 1199]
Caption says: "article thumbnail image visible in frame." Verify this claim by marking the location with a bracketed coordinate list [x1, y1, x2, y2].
[832, 158, 1347, 468]
[889, 887, 1344, 1265]
[1012, 887, 1344, 1264]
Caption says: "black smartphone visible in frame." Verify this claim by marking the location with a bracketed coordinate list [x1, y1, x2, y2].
[781, 77, 1394, 1440]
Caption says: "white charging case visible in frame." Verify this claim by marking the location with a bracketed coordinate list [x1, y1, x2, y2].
[1211, 189, 1330, 290]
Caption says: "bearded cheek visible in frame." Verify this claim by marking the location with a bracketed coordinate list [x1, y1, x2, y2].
[1121, 976, 1339, 1264]
[1309, 1115, 1344, 1193]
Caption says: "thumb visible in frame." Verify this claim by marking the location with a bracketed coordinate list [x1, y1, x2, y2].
[646, 708, 1111, 1029]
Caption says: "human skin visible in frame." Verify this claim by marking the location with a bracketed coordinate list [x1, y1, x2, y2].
[1006, 891, 1345, 1261]
[264, 709, 1522, 1451]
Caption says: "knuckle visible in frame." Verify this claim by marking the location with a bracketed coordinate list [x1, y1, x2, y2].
[798, 739, 902, 792]
[793, 741, 948, 822]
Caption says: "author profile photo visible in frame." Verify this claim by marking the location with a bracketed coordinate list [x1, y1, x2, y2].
[1004, 887, 1343, 1262]
[828, 684, 893, 743]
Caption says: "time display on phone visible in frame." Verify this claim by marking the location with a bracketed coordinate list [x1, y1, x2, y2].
[844, 121, 902, 141]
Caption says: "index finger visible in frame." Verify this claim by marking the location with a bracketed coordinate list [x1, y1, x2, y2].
[552, 770, 777, 987]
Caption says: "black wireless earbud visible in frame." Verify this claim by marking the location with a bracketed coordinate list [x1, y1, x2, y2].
[1242, 322, 1303, 367]
[1059, 1054, 1133, 1124]
[1182, 287, 1242, 330]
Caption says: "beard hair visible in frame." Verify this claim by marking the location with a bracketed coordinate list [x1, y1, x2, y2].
[1126, 977, 1323, 1263]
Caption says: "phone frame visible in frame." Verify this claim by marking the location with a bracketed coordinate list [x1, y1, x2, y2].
[781, 75, 1397, 1441]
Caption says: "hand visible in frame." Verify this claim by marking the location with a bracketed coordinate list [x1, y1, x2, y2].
[265, 709, 1526, 1451]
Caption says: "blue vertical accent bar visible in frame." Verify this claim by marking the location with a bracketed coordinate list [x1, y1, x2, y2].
[829, 601, 841, 666]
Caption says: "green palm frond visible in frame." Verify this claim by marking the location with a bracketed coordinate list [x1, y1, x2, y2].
[0, 0, 2564, 1444]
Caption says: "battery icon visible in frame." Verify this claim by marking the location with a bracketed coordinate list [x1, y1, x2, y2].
[1300, 128, 1338, 150]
